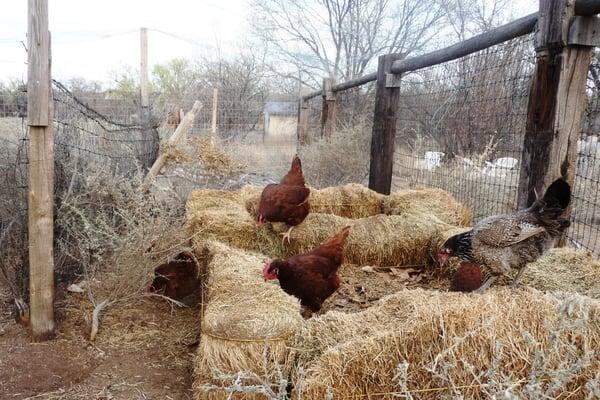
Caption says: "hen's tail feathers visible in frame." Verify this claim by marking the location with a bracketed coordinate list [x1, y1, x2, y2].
[531, 178, 571, 223]
[280, 154, 306, 186]
[313, 226, 351, 260]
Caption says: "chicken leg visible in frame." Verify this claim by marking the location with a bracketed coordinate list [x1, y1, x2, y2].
[281, 226, 294, 245]
[509, 267, 527, 289]
[474, 275, 497, 294]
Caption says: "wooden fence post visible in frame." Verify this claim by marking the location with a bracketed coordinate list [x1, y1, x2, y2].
[368, 54, 403, 195]
[297, 97, 311, 145]
[517, 0, 595, 216]
[211, 88, 218, 137]
[139, 27, 156, 168]
[27, 0, 55, 341]
[320, 78, 337, 139]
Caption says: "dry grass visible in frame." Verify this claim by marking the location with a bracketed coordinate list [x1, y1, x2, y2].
[383, 186, 473, 226]
[299, 125, 371, 188]
[194, 240, 302, 400]
[294, 288, 600, 399]
[523, 247, 600, 299]
[284, 212, 452, 267]
[186, 188, 283, 258]
[243, 183, 384, 220]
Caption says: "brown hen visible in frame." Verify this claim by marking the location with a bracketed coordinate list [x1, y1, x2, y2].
[263, 226, 351, 318]
[257, 155, 310, 244]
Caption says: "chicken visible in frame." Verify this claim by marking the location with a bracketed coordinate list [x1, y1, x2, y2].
[263, 226, 351, 318]
[438, 178, 571, 292]
[257, 155, 310, 244]
[450, 262, 483, 292]
[146, 252, 199, 300]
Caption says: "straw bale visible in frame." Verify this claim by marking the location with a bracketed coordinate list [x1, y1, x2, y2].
[284, 212, 452, 267]
[186, 189, 283, 258]
[383, 187, 473, 226]
[308, 183, 383, 218]
[295, 288, 600, 399]
[194, 241, 302, 400]
[243, 183, 383, 219]
[523, 247, 600, 299]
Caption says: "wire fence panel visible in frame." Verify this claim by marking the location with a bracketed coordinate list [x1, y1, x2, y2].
[394, 35, 534, 220]
[569, 93, 600, 256]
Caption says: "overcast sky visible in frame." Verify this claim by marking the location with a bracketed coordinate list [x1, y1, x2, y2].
[0, 0, 249, 84]
[0, 0, 537, 86]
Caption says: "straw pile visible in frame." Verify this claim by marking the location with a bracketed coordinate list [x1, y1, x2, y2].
[523, 247, 600, 299]
[284, 212, 452, 267]
[294, 288, 600, 399]
[186, 189, 283, 258]
[382, 187, 473, 226]
[243, 183, 384, 219]
[194, 241, 302, 400]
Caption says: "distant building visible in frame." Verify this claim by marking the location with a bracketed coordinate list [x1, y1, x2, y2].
[263, 101, 297, 140]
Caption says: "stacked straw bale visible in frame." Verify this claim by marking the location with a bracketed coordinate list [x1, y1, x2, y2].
[284, 212, 452, 267]
[243, 183, 384, 219]
[523, 247, 600, 299]
[186, 189, 283, 258]
[293, 288, 600, 399]
[382, 187, 473, 226]
[194, 241, 302, 400]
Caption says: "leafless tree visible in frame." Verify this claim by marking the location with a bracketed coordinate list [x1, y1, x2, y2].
[251, 0, 446, 86]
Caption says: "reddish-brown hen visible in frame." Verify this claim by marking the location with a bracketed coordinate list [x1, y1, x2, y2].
[263, 226, 351, 318]
[450, 261, 483, 292]
[146, 252, 199, 300]
[257, 155, 310, 244]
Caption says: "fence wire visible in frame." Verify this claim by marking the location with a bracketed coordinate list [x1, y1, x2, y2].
[570, 91, 600, 255]
[394, 35, 534, 219]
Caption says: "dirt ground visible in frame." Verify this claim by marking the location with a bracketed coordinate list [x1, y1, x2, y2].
[0, 242, 454, 400]
[0, 284, 199, 400]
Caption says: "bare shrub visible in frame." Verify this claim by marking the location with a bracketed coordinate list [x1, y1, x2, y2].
[300, 124, 371, 188]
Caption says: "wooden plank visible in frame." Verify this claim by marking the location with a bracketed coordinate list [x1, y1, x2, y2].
[568, 15, 600, 46]
[320, 78, 337, 139]
[143, 101, 202, 192]
[391, 13, 538, 74]
[332, 72, 377, 92]
[27, 0, 55, 341]
[27, 0, 50, 126]
[297, 98, 311, 145]
[536, 0, 571, 49]
[518, 0, 593, 222]
[575, 0, 600, 15]
[211, 88, 218, 136]
[368, 54, 403, 195]
[140, 28, 149, 108]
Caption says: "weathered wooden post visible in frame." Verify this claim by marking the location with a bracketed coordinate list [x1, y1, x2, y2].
[139, 27, 155, 168]
[368, 54, 403, 195]
[211, 88, 218, 137]
[517, 0, 596, 220]
[320, 78, 337, 139]
[27, 0, 55, 341]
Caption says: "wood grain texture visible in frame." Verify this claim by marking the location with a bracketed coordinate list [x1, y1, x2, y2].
[27, 0, 55, 341]
[320, 78, 337, 140]
[368, 54, 403, 195]
[518, 0, 592, 218]
[392, 13, 537, 74]
[27, 0, 50, 126]
[297, 98, 311, 145]
[568, 15, 600, 46]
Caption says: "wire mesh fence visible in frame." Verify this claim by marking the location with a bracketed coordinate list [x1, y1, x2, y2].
[393, 34, 535, 219]
[570, 94, 600, 255]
